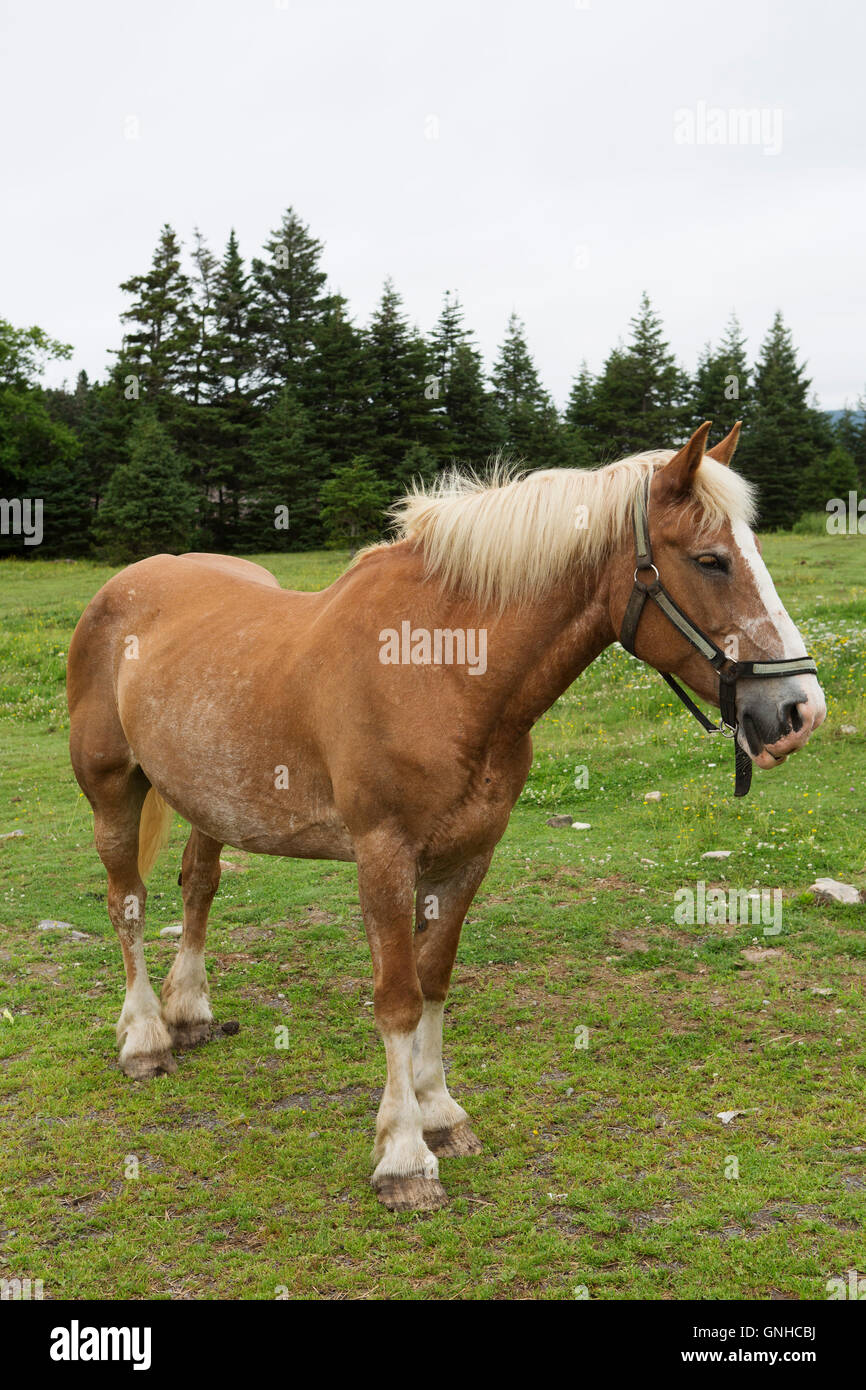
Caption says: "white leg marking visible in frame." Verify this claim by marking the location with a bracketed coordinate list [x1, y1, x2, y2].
[116, 938, 173, 1064]
[161, 946, 212, 1028]
[372, 1032, 439, 1184]
[413, 1000, 469, 1132]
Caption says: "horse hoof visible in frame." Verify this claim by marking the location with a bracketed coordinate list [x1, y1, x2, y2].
[122, 1050, 177, 1080]
[424, 1123, 483, 1157]
[170, 1021, 213, 1049]
[374, 1176, 449, 1212]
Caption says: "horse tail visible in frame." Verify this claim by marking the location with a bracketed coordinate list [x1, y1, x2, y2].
[138, 787, 173, 880]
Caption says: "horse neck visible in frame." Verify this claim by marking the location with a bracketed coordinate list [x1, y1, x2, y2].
[481, 563, 616, 741]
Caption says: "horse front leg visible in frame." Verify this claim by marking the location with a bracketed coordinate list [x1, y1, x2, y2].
[356, 834, 447, 1212]
[161, 827, 221, 1047]
[413, 854, 492, 1156]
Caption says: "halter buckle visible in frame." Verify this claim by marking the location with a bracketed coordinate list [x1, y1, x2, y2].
[633, 563, 659, 589]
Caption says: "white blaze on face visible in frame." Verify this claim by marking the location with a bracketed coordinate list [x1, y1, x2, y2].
[730, 519, 807, 657]
[730, 517, 826, 726]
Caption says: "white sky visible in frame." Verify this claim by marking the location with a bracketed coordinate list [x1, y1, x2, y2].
[2, 0, 864, 410]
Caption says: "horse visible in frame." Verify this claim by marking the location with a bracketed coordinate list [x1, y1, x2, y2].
[66, 421, 826, 1212]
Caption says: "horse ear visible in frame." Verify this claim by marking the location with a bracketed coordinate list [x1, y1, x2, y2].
[659, 421, 712, 496]
[706, 420, 742, 466]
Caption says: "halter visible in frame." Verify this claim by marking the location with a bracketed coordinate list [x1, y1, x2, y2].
[619, 471, 819, 797]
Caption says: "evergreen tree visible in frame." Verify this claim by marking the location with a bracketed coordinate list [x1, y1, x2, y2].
[205, 230, 259, 549]
[298, 295, 376, 468]
[797, 443, 859, 514]
[43, 369, 135, 525]
[736, 312, 833, 528]
[94, 409, 197, 561]
[490, 312, 565, 466]
[213, 229, 256, 397]
[834, 399, 866, 488]
[587, 293, 687, 457]
[394, 441, 440, 494]
[318, 455, 391, 549]
[237, 387, 327, 550]
[562, 362, 598, 467]
[187, 228, 222, 406]
[365, 279, 441, 487]
[117, 225, 197, 404]
[250, 207, 330, 397]
[690, 313, 752, 438]
[429, 292, 498, 466]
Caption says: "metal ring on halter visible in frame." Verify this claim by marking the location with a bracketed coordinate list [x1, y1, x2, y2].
[634, 563, 660, 586]
[717, 722, 737, 739]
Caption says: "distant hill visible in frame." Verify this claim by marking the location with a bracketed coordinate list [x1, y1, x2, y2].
[825, 408, 865, 426]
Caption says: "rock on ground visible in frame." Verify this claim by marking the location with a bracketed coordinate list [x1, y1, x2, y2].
[809, 878, 862, 905]
[37, 920, 89, 939]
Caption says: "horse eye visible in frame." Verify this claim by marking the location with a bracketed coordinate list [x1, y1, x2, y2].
[695, 554, 727, 571]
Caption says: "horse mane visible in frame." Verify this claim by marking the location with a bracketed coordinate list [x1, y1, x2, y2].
[379, 451, 757, 609]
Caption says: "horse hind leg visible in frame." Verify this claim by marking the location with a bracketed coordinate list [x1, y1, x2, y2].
[161, 827, 222, 1048]
[413, 855, 492, 1157]
[90, 767, 176, 1079]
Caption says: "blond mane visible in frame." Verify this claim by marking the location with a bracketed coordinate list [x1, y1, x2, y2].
[380, 451, 756, 609]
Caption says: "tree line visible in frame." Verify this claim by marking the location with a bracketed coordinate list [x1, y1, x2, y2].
[1, 205, 864, 558]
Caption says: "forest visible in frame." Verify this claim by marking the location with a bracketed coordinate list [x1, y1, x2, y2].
[1, 206, 863, 559]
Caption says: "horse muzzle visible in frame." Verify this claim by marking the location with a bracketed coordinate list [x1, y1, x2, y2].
[737, 675, 827, 769]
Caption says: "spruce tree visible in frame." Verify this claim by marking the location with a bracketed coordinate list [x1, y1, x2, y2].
[430, 292, 498, 467]
[737, 312, 833, 528]
[118, 225, 197, 403]
[250, 208, 330, 397]
[587, 293, 687, 457]
[318, 455, 391, 549]
[95, 409, 197, 561]
[365, 279, 440, 487]
[797, 444, 859, 514]
[690, 313, 752, 439]
[187, 229, 222, 407]
[490, 313, 565, 466]
[237, 387, 327, 551]
[834, 398, 866, 488]
[207, 230, 258, 549]
[562, 362, 597, 467]
[299, 295, 376, 468]
[213, 230, 256, 397]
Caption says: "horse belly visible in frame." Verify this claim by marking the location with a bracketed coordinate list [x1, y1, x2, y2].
[119, 692, 354, 860]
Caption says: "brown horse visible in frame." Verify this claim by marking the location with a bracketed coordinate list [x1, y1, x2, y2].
[67, 423, 825, 1212]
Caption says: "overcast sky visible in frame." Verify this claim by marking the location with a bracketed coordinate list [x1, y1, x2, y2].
[2, 0, 863, 411]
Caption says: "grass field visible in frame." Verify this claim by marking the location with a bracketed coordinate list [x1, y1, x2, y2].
[1, 536, 864, 1301]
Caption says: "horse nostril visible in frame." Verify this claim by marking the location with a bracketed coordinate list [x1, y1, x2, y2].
[782, 701, 804, 734]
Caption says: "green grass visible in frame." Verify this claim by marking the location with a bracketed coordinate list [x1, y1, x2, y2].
[1, 535, 865, 1300]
